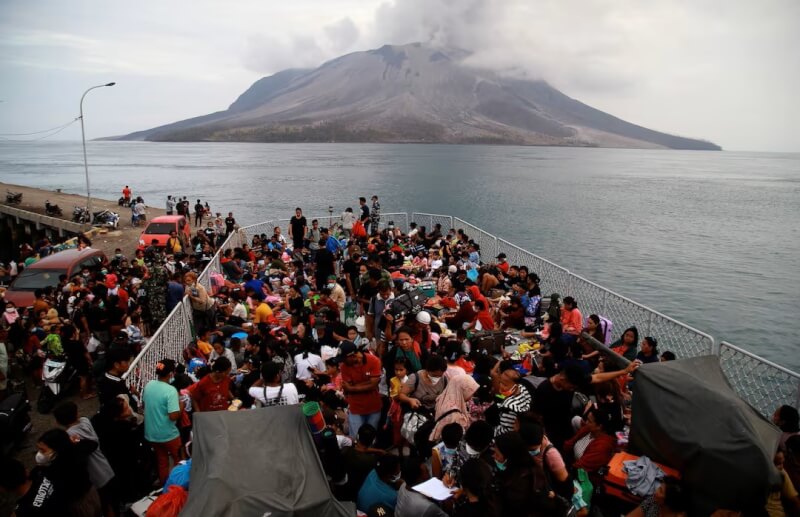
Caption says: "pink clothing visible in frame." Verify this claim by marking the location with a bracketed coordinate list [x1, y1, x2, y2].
[430, 374, 479, 442]
[444, 364, 466, 379]
[560, 307, 583, 335]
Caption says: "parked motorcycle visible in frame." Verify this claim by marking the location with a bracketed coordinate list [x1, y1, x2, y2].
[72, 206, 91, 223]
[37, 357, 77, 414]
[5, 190, 22, 204]
[0, 391, 32, 456]
[44, 200, 63, 216]
[93, 209, 120, 229]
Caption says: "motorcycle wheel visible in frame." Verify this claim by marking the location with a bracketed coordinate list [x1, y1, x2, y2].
[37, 388, 55, 414]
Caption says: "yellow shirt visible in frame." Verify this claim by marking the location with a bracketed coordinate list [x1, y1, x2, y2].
[389, 377, 404, 398]
[197, 339, 213, 356]
[253, 302, 273, 324]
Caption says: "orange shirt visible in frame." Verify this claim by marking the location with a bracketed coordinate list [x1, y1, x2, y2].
[560, 307, 583, 335]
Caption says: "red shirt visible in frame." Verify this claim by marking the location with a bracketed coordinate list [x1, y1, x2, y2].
[497, 261, 510, 274]
[475, 310, 495, 331]
[340, 353, 382, 415]
[188, 375, 231, 412]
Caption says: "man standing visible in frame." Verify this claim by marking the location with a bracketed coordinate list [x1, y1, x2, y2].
[315, 238, 336, 291]
[194, 199, 204, 227]
[142, 358, 182, 486]
[370, 195, 381, 233]
[122, 185, 131, 205]
[224, 212, 236, 236]
[289, 208, 307, 252]
[306, 219, 321, 261]
[359, 197, 370, 232]
[340, 341, 383, 439]
[166, 195, 176, 215]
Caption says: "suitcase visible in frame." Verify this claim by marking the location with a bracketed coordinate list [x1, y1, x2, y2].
[601, 452, 680, 504]
[471, 330, 507, 355]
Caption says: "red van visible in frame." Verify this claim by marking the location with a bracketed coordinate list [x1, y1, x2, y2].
[138, 215, 191, 249]
[3, 248, 106, 307]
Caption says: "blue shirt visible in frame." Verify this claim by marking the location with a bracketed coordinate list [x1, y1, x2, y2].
[326, 236, 341, 254]
[142, 379, 180, 443]
[357, 469, 398, 512]
[244, 278, 266, 297]
[166, 281, 185, 312]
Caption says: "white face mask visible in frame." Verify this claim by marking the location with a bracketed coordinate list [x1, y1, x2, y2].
[465, 444, 480, 456]
[5, 307, 15, 313]
[389, 473, 401, 483]
[429, 375, 442, 385]
[35, 451, 54, 465]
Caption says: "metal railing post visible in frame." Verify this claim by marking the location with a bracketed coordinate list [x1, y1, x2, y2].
[646, 312, 654, 337]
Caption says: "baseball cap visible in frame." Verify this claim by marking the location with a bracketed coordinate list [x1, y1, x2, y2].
[496, 253, 507, 259]
[339, 340, 358, 357]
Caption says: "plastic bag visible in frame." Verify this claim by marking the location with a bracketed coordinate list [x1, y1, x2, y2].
[146, 485, 187, 517]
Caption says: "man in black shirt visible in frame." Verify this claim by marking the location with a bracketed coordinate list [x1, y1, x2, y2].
[0, 457, 66, 516]
[314, 239, 335, 291]
[224, 212, 236, 236]
[96, 347, 137, 414]
[342, 252, 364, 298]
[358, 197, 370, 233]
[289, 208, 307, 251]
[194, 199, 204, 227]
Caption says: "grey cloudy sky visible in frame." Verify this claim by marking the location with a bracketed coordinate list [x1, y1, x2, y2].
[1, 0, 798, 151]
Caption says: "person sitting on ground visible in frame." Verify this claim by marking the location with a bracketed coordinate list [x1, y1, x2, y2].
[431, 423, 465, 480]
[636, 336, 660, 364]
[765, 449, 800, 517]
[248, 360, 300, 407]
[626, 476, 688, 517]
[610, 326, 639, 362]
[519, 419, 572, 501]
[488, 363, 532, 436]
[467, 299, 495, 331]
[209, 339, 237, 370]
[563, 406, 617, 481]
[395, 456, 449, 517]
[773, 405, 800, 450]
[560, 296, 583, 337]
[493, 431, 550, 516]
[660, 351, 676, 362]
[357, 455, 402, 513]
[451, 458, 497, 517]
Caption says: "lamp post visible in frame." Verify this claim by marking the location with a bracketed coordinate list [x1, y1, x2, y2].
[80, 82, 115, 225]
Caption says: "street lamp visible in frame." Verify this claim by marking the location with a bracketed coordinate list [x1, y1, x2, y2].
[80, 82, 115, 224]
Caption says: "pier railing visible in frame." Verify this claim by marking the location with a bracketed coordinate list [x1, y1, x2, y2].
[125, 211, 800, 417]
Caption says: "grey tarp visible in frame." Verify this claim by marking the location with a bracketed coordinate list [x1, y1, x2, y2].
[181, 405, 355, 517]
[629, 355, 781, 514]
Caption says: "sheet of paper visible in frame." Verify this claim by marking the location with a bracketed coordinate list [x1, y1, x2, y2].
[412, 478, 456, 501]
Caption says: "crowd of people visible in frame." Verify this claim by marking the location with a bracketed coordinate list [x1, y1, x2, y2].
[0, 196, 798, 517]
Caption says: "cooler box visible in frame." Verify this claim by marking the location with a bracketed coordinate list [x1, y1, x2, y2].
[602, 452, 680, 504]
[418, 281, 436, 298]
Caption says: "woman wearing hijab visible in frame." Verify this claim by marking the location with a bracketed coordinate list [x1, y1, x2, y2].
[429, 373, 479, 442]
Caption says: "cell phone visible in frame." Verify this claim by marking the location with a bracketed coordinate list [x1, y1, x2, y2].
[191, 288, 199, 296]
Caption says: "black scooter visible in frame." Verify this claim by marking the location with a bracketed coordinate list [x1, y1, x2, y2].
[45, 200, 63, 216]
[5, 190, 22, 204]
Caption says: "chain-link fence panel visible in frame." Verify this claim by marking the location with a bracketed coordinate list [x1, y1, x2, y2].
[381, 213, 408, 234]
[411, 213, 454, 235]
[567, 275, 609, 323]
[124, 296, 194, 394]
[720, 342, 800, 418]
[648, 312, 714, 359]
[496, 239, 572, 298]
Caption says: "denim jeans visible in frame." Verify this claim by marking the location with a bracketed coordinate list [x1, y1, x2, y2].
[348, 411, 381, 439]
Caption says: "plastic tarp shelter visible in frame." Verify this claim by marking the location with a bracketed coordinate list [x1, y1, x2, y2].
[182, 405, 355, 517]
[629, 355, 782, 514]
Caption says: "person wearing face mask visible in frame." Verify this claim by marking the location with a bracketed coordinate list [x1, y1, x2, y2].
[519, 420, 572, 501]
[2, 301, 20, 327]
[357, 454, 401, 513]
[397, 355, 448, 413]
[395, 456, 449, 517]
[431, 423, 465, 480]
[142, 358, 182, 486]
[29, 428, 101, 516]
[325, 274, 346, 312]
[430, 373, 479, 444]
[493, 431, 549, 517]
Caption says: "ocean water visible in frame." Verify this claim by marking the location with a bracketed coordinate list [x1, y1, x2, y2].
[1, 141, 799, 371]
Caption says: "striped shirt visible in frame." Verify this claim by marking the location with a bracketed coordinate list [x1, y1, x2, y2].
[495, 387, 532, 436]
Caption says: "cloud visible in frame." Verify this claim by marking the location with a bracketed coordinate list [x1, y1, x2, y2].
[324, 17, 360, 53]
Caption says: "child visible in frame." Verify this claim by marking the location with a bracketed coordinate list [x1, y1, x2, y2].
[431, 422, 464, 479]
[196, 328, 214, 358]
[386, 359, 411, 449]
[320, 358, 342, 394]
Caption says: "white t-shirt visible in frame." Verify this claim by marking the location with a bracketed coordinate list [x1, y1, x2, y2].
[248, 383, 300, 406]
[430, 258, 443, 271]
[294, 352, 325, 380]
